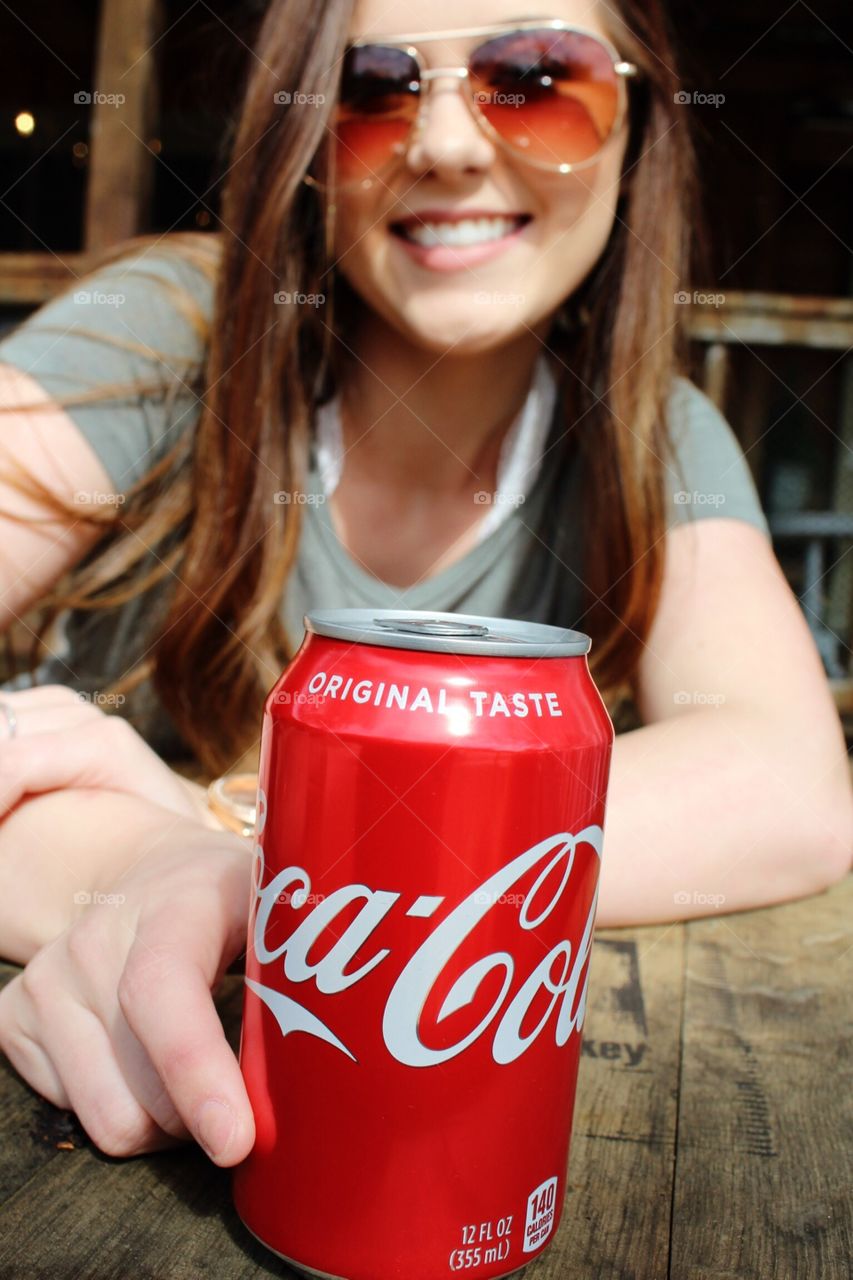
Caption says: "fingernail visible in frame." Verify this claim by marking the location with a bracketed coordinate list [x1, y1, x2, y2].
[195, 1098, 236, 1161]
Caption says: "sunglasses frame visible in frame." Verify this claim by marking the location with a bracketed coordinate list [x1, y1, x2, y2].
[332, 19, 639, 184]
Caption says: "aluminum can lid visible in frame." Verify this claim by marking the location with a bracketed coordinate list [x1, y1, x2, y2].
[304, 607, 591, 658]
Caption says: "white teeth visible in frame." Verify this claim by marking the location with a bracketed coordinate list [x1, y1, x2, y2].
[402, 216, 521, 248]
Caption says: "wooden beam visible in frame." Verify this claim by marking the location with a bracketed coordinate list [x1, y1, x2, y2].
[0, 253, 97, 307]
[83, 0, 164, 251]
[686, 291, 853, 349]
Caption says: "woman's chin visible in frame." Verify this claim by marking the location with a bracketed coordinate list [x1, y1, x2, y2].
[395, 303, 528, 356]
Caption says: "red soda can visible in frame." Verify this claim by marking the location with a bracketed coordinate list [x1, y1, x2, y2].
[234, 608, 613, 1280]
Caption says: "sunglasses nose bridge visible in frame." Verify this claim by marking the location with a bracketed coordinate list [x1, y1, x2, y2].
[408, 65, 495, 162]
[414, 64, 470, 126]
[418, 67, 469, 83]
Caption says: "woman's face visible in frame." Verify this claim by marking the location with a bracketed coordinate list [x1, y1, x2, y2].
[330, 0, 631, 354]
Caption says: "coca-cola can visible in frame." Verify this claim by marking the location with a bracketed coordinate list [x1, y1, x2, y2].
[234, 608, 614, 1280]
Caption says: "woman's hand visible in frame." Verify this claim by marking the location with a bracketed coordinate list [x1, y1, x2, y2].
[0, 685, 214, 826]
[0, 809, 256, 1163]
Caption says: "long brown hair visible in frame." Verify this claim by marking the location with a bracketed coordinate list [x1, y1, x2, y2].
[2, 0, 700, 776]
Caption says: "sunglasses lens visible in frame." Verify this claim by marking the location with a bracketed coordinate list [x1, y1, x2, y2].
[470, 29, 621, 168]
[334, 45, 421, 184]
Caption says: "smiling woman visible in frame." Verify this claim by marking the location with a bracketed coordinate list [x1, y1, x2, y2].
[0, 0, 693, 768]
[0, 0, 850, 1169]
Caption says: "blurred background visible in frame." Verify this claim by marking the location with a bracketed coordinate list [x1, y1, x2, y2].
[0, 0, 851, 725]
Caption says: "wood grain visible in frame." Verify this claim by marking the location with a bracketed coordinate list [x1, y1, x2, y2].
[530, 924, 685, 1280]
[670, 877, 853, 1280]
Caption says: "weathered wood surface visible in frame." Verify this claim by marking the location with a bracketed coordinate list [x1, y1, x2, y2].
[669, 882, 853, 1280]
[0, 877, 849, 1279]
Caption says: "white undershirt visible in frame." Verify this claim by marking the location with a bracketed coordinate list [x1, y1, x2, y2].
[313, 354, 559, 544]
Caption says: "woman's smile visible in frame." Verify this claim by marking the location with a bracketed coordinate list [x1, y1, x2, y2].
[388, 208, 534, 271]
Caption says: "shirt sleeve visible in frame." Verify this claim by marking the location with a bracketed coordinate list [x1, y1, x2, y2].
[0, 244, 214, 493]
[663, 375, 771, 540]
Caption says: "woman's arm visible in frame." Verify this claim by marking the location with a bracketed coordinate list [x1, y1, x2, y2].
[596, 518, 853, 927]
[0, 365, 227, 835]
[0, 364, 120, 628]
[0, 781, 227, 963]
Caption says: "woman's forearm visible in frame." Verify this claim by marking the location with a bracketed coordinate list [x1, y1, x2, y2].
[596, 705, 853, 927]
[0, 787, 237, 964]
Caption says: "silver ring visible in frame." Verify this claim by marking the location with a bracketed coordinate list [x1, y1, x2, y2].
[0, 700, 18, 740]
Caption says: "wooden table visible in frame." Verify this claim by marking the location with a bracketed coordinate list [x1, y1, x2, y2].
[1, 876, 850, 1280]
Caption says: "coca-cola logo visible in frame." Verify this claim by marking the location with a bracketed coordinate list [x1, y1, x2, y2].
[245, 788, 601, 1066]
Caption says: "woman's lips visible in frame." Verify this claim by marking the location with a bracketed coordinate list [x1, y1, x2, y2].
[389, 212, 533, 272]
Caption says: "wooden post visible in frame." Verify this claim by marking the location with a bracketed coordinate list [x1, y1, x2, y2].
[83, 0, 164, 251]
[702, 341, 729, 413]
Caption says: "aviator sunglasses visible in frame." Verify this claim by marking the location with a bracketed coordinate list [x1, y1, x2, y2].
[312, 20, 639, 189]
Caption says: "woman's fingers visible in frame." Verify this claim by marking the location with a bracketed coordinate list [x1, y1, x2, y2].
[33, 997, 177, 1157]
[0, 966, 175, 1156]
[0, 976, 71, 1107]
[0, 687, 120, 741]
[106, 1007, 192, 1140]
[0, 721, 125, 815]
[117, 908, 255, 1166]
[0, 716, 199, 820]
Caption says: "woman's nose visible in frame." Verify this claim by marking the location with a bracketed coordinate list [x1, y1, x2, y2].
[405, 76, 498, 180]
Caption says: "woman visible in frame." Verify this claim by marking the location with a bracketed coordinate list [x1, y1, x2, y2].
[0, 0, 849, 1168]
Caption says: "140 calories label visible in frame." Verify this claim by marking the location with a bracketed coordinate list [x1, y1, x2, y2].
[523, 1177, 558, 1252]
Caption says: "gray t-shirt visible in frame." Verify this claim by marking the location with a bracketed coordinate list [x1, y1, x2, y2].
[0, 245, 770, 754]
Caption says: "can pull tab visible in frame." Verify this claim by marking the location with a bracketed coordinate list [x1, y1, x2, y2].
[372, 616, 490, 638]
